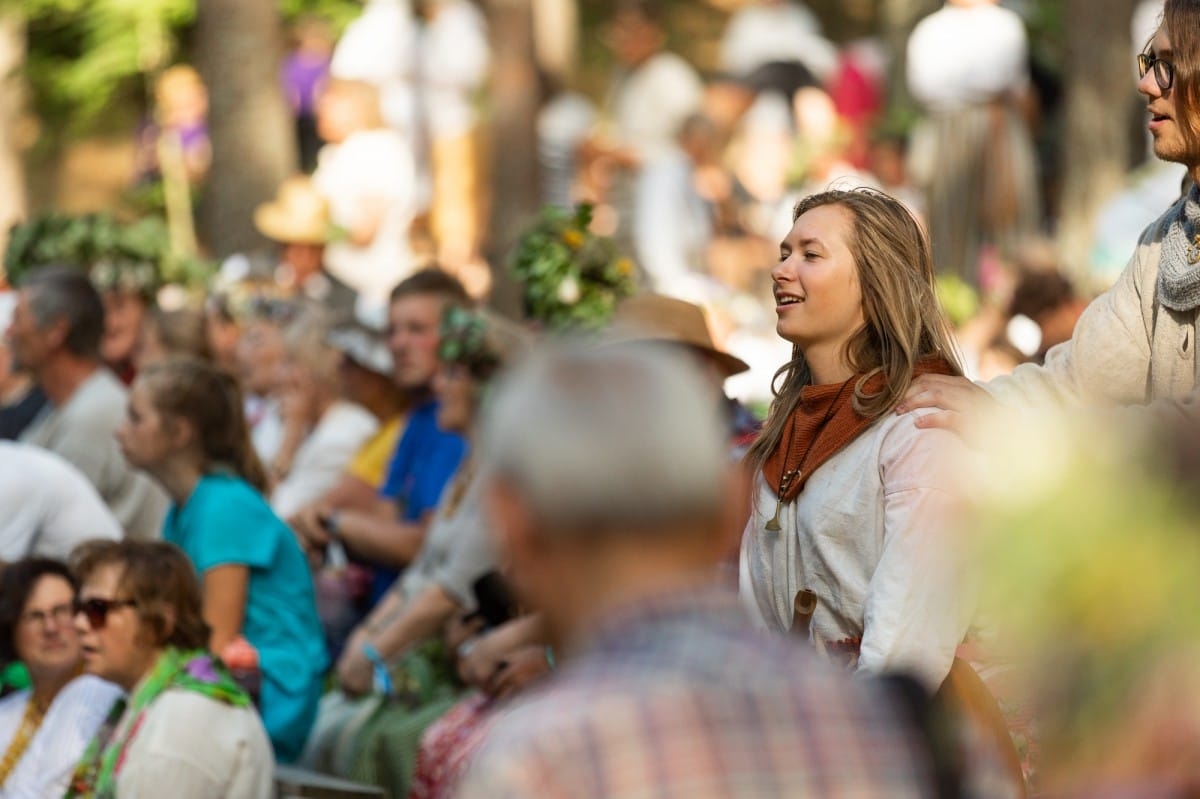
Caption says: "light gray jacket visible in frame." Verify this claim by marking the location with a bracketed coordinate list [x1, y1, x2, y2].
[989, 194, 1198, 410]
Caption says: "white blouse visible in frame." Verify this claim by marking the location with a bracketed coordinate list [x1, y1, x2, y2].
[0, 675, 123, 799]
[112, 689, 274, 798]
[739, 408, 975, 690]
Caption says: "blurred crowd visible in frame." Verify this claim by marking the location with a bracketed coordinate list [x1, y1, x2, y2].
[1, 0, 1200, 797]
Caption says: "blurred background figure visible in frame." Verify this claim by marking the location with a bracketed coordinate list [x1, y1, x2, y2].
[302, 306, 527, 798]
[314, 79, 418, 327]
[0, 559, 122, 797]
[1007, 268, 1089, 364]
[330, 0, 421, 145]
[134, 65, 211, 188]
[253, 175, 357, 321]
[0, 292, 46, 441]
[0, 442, 121, 562]
[418, 0, 491, 290]
[69, 540, 275, 797]
[10, 267, 168, 540]
[282, 15, 335, 174]
[235, 298, 293, 467]
[632, 113, 724, 303]
[269, 307, 380, 520]
[581, 0, 703, 248]
[135, 306, 213, 372]
[719, 0, 838, 85]
[907, 0, 1041, 290]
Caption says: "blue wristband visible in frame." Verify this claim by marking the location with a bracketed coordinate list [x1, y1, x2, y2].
[362, 642, 394, 697]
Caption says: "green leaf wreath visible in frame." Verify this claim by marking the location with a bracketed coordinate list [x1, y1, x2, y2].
[4, 212, 213, 296]
[509, 203, 636, 331]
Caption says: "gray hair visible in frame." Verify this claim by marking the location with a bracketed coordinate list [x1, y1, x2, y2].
[479, 342, 728, 535]
[281, 305, 339, 385]
[21, 266, 105, 360]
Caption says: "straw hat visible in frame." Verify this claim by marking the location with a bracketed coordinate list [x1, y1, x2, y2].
[254, 176, 331, 246]
[609, 293, 750, 379]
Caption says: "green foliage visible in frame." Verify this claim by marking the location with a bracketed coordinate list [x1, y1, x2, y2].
[16, 0, 194, 132]
[4, 212, 213, 295]
[935, 275, 980, 328]
[972, 414, 1200, 761]
[509, 204, 637, 332]
[277, 0, 363, 33]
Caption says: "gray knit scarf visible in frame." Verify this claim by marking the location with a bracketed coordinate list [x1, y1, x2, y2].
[1158, 183, 1200, 312]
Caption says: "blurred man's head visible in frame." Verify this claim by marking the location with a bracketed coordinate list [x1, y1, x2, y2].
[253, 176, 331, 283]
[7, 267, 105, 375]
[608, 1, 667, 68]
[386, 269, 470, 393]
[1008, 270, 1086, 354]
[317, 79, 384, 144]
[479, 344, 736, 644]
[234, 300, 293, 399]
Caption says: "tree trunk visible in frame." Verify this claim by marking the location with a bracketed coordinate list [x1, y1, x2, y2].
[1057, 0, 1139, 281]
[0, 11, 26, 266]
[484, 0, 542, 314]
[194, 0, 296, 258]
[879, 0, 941, 115]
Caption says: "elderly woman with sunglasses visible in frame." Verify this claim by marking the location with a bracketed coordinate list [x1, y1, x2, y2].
[65, 540, 274, 799]
[0, 559, 121, 798]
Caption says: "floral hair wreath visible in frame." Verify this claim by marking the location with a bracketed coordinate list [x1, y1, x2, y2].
[438, 305, 500, 379]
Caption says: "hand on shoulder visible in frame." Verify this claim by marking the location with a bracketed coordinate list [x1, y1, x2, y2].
[895, 374, 994, 437]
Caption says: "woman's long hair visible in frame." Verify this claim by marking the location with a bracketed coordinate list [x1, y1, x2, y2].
[139, 357, 269, 493]
[1164, 0, 1200, 151]
[746, 188, 963, 472]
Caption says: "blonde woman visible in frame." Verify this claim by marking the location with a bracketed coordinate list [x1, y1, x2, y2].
[741, 188, 972, 691]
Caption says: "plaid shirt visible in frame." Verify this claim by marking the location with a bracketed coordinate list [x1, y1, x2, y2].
[453, 585, 936, 798]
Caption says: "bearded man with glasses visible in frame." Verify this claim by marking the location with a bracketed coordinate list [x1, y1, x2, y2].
[900, 0, 1200, 429]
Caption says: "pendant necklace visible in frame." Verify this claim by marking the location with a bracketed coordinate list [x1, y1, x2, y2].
[765, 376, 854, 532]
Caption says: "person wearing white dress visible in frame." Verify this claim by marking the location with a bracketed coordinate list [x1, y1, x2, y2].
[0, 559, 123, 798]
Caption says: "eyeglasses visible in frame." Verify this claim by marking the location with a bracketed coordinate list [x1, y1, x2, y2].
[1138, 52, 1175, 92]
[74, 597, 137, 630]
[20, 603, 74, 629]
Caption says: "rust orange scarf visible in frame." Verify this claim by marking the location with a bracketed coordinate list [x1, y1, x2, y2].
[763, 358, 955, 503]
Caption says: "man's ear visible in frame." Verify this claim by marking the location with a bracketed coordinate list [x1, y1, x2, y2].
[43, 317, 71, 352]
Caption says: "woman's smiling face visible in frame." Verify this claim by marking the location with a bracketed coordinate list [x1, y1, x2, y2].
[771, 203, 866, 355]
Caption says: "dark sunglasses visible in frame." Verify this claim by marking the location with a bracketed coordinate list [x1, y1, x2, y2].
[1138, 52, 1175, 92]
[74, 597, 137, 630]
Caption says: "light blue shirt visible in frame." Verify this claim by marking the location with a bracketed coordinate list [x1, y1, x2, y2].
[164, 473, 327, 762]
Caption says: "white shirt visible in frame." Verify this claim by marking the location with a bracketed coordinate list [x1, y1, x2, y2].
[246, 396, 285, 466]
[0, 675, 124, 799]
[739, 408, 974, 690]
[314, 129, 418, 320]
[330, 0, 420, 135]
[18, 370, 168, 541]
[719, 1, 838, 80]
[270, 401, 380, 519]
[420, 0, 491, 138]
[611, 52, 704, 163]
[0, 442, 122, 561]
[538, 92, 598, 208]
[907, 3, 1030, 111]
[113, 689, 274, 798]
[633, 148, 718, 303]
